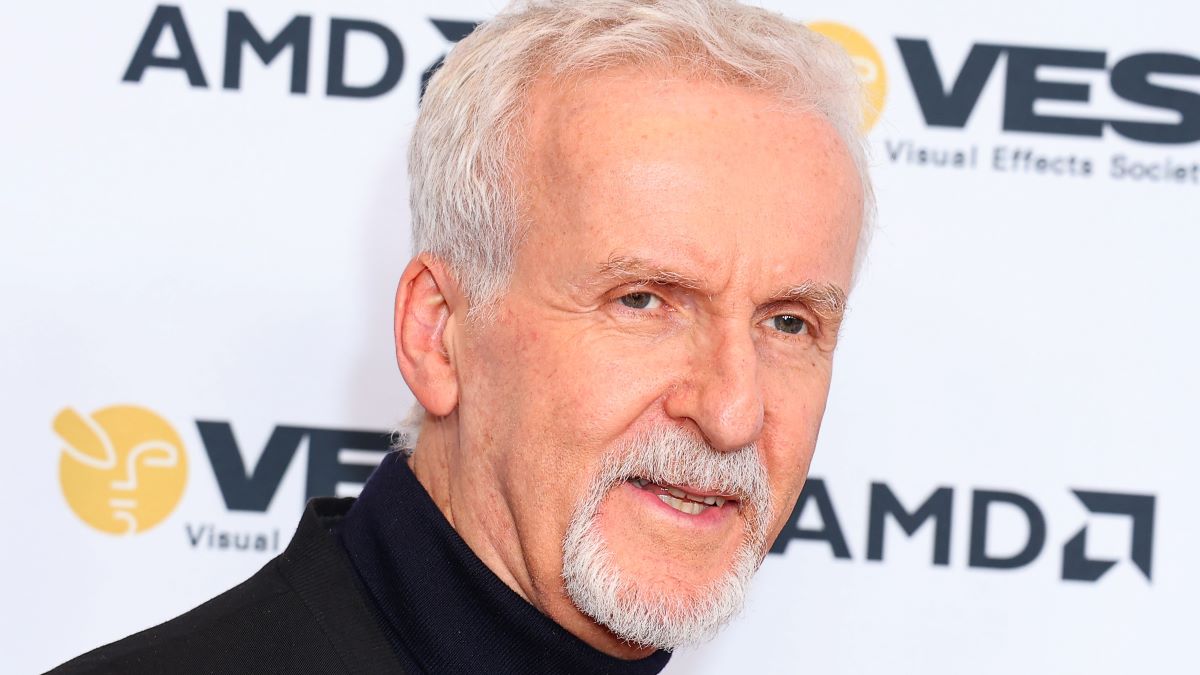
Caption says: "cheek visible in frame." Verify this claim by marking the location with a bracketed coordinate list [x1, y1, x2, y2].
[759, 357, 834, 524]
[524, 325, 681, 445]
[761, 352, 833, 442]
[468, 312, 682, 505]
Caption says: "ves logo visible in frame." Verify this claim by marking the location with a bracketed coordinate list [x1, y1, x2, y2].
[53, 403, 392, 549]
[807, 22, 888, 132]
[54, 405, 188, 535]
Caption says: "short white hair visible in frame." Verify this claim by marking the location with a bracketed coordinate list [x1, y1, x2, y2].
[409, 0, 873, 312]
[401, 0, 874, 443]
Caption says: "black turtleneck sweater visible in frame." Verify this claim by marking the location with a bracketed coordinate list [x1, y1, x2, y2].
[336, 451, 672, 674]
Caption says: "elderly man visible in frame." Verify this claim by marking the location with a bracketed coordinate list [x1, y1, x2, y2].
[51, 0, 870, 672]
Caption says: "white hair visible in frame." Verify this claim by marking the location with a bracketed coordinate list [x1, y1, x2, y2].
[409, 0, 874, 313]
[561, 425, 772, 649]
[401, 0, 875, 443]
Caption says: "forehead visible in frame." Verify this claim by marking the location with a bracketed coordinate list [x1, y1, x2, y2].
[518, 69, 863, 290]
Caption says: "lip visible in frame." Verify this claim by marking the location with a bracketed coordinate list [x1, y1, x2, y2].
[618, 480, 739, 528]
[640, 480, 738, 501]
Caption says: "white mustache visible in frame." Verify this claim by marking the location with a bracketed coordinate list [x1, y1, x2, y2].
[595, 426, 771, 533]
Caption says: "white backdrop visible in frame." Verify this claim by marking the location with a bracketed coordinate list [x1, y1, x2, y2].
[3, 1, 1197, 673]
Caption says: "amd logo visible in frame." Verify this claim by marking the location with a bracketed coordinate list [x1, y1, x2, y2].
[123, 5, 480, 101]
[123, 5, 409, 98]
[897, 39, 1200, 144]
[123, 5, 481, 101]
[770, 479, 1156, 583]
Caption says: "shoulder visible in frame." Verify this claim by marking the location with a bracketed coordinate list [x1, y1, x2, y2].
[47, 498, 401, 675]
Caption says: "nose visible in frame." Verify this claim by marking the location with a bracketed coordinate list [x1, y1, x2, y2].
[663, 321, 764, 451]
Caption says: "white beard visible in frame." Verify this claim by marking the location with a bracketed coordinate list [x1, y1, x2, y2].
[560, 426, 772, 650]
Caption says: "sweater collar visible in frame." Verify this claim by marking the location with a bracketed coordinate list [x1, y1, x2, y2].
[337, 451, 671, 674]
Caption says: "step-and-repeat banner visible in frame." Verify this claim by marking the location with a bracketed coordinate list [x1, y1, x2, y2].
[3, 1, 1196, 672]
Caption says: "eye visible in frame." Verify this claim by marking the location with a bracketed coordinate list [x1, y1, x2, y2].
[770, 314, 807, 335]
[618, 292, 663, 310]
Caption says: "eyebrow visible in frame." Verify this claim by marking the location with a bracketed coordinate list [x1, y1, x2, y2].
[590, 255, 706, 290]
[765, 281, 848, 326]
[589, 254, 848, 324]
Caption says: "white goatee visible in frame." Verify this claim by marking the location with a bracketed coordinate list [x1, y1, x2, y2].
[561, 426, 771, 650]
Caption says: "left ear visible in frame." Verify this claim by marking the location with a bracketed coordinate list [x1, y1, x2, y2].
[393, 254, 464, 417]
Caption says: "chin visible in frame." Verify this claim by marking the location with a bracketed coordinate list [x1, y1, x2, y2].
[563, 514, 763, 650]
[559, 426, 772, 649]
[561, 489, 767, 650]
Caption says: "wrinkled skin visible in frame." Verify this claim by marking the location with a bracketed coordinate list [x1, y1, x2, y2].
[396, 68, 862, 658]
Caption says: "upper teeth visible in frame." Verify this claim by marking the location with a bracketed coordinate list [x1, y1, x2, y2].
[634, 478, 728, 513]
[659, 494, 705, 515]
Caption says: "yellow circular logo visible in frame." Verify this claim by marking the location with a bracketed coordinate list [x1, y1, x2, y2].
[808, 21, 887, 132]
[55, 405, 188, 535]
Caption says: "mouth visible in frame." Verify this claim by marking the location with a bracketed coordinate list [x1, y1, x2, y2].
[627, 477, 739, 516]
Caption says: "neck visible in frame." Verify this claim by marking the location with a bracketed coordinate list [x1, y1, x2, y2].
[407, 416, 657, 660]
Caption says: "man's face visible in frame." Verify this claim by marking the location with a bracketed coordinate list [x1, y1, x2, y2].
[447, 69, 861, 653]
